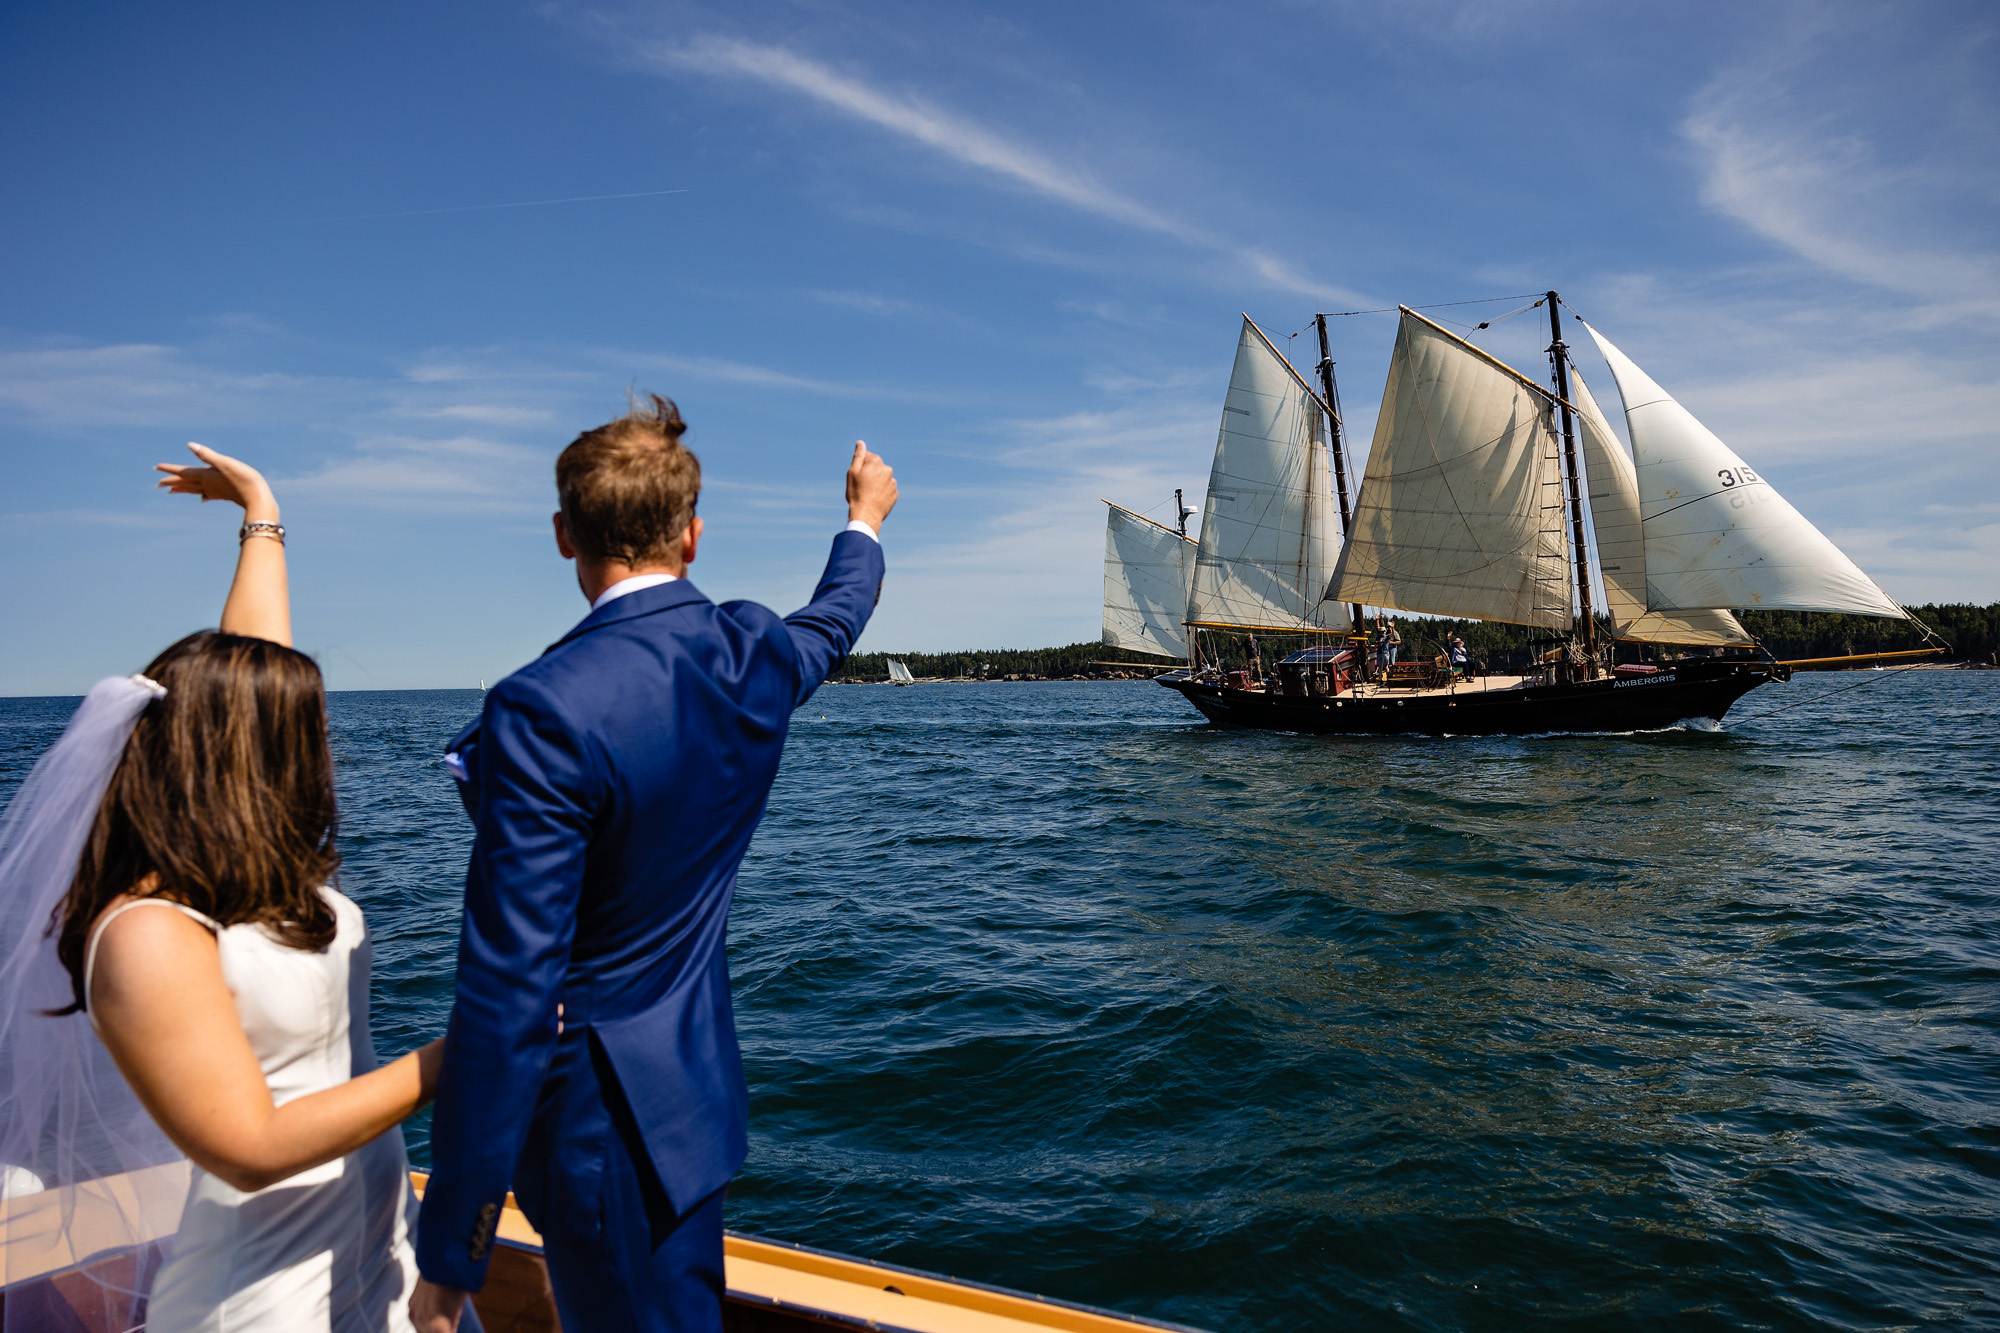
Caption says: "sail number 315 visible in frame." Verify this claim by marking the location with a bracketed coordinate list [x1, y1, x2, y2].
[1717, 466, 1760, 488]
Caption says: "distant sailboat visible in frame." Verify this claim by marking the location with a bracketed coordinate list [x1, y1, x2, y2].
[1151, 294, 1916, 734]
[887, 659, 917, 686]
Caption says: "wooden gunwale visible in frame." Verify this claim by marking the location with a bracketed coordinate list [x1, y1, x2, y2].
[0, 1172, 1207, 1333]
[408, 1172, 1205, 1333]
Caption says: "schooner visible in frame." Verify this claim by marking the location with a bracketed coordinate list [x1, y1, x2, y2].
[1103, 294, 1918, 735]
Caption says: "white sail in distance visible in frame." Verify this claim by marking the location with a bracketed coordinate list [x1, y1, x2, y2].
[1571, 368, 1752, 646]
[1326, 308, 1572, 629]
[1101, 502, 1198, 659]
[1583, 323, 1904, 619]
[887, 659, 915, 685]
[1185, 318, 1341, 631]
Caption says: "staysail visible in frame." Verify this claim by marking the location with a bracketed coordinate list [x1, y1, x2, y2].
[1184, 318, 1341, 631]
[1583, 324, 1904, 619]
[1571, 368, 1752, 646]
[1101, 502, 1198, 659]
[1326, 308, 1572, 629]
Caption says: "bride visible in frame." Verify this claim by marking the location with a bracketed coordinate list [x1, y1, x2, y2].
[0, 445, 443, 1331]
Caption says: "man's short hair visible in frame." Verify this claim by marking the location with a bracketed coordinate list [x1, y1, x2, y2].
[556, 394, 702, 566]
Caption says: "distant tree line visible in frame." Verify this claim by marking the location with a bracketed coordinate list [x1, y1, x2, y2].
[830, 603, 1998, 682]
[829, 643, 1175, 682]
[1734, 604, 1996, 661]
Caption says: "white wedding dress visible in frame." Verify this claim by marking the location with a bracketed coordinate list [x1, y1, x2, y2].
[86, 888, 420, 1332]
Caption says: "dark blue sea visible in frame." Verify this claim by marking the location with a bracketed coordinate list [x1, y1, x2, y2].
[3, 671, 1997, 1331]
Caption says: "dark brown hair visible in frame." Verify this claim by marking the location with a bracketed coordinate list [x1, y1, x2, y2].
[52, 631, 340, 1013]
[555, 394, 702, 566]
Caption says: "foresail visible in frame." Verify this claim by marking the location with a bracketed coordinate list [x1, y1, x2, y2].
[1572, 368, 1752, 646]
[1326, 309, 1572, 629]
[1185, 319, 1341, 630]
[1584, 323, 1904, 620]
[1102, 503, 1197, 658]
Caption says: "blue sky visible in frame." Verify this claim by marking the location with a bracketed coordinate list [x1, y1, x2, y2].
[3, 0, 1995, 693]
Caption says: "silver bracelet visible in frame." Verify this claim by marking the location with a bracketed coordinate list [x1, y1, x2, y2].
[239, 520, 286, 545]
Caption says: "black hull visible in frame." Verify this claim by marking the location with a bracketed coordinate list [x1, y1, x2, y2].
[1158, 659, 1786, 737]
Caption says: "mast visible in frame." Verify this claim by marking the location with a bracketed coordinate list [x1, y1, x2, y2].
[1315, 314, 1363, 634]
[1545, 292, 1598, 665]
[1174, 488, 1189, 539]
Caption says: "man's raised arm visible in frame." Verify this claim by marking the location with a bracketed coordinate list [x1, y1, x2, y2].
[783, 442, 898, 700]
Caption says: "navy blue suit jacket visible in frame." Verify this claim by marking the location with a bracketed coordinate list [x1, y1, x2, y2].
[416, 531, 883, 1289]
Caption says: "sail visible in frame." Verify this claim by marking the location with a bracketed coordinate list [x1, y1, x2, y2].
[1185, 319, 1341, 630]
[1583, 324, 1904, 619]
[1101, 503, 1197, 658]
[1571, 368, 1753, 646]
[1326, 309, 1572, 629]
[887, 659, 915, 684]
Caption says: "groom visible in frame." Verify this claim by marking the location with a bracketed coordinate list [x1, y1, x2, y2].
[412, 396, 895, 1331]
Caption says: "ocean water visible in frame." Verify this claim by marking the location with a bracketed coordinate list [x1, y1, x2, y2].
[2, 670, 1996, 1331]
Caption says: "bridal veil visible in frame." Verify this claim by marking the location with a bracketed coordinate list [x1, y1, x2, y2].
[0, 675, 188, 1321]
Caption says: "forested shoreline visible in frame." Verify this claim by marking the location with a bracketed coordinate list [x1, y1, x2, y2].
[829, 603, 2000, 682]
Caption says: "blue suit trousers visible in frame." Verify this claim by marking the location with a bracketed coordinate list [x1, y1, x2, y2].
[513, 1029, 726, 1332]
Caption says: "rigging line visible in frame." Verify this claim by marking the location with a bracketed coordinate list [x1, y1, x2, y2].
[1319, 293, 1544, 318]
[1732, 659, 1930, 723]
[1645, 480, 1769, 524]
[1900, 606, 1955, 654]
[1458, 300, 1545, 334]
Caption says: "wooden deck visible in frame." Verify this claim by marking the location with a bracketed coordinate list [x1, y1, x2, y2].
[1240, 673, 1531, 703]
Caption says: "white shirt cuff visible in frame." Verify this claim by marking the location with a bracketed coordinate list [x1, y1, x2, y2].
[844, 519, 880, 543]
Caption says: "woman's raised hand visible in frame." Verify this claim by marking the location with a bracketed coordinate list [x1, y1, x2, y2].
[158, 442, 291, 646]
[156, 443, 280, 523]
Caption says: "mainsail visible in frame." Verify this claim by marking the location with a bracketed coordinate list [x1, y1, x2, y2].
[887, 659, 916, 685]
[1326, 308, 1572, 629]
[1185, 318, 1341, 630]
[1101, 502, 1197, 659]
[1583, 324, 1904, 619]
[1570, 368, 1752, 646]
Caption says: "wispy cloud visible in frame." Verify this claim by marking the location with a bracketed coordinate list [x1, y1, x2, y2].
[286, 188, 690, 225]
[639, 35, 1367, 305]
[806, 289, 928, 317]
[627, 350, 949, 403]
[1679, 15, 2000, 321]
[0, 341, 333, 427]
[415, 404, 559, 426]
[280, 434, 550, 512]
[651, 36, 1193, 239]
